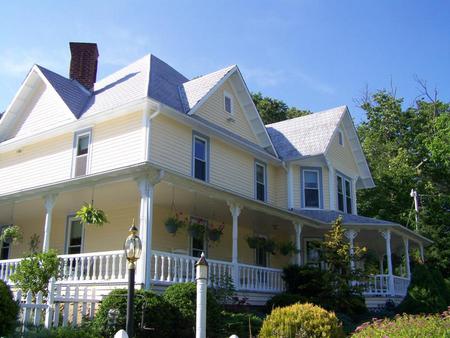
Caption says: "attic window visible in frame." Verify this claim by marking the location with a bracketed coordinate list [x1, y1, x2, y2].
[338, 130, 344, 146]
[224, 92, 233, 114]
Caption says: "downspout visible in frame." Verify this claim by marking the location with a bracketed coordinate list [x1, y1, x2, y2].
[143, 101, 160, 162]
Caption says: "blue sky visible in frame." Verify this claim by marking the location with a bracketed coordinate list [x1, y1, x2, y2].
[1, 1, 449, 123]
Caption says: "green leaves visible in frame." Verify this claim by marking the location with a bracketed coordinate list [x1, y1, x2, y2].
[75, 203, 109, 226]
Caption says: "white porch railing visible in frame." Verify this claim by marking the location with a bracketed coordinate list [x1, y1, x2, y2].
[238, 264, 284, 292]
[363, 274, 410, 297]
[0, 258, 21, 284]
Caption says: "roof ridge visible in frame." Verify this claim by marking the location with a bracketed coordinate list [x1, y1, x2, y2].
[266, 105, 347, 127]
[185, 64, 236, 83]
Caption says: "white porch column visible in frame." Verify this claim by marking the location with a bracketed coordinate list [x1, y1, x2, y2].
[419, 242, 425, 263]
[42, 194, 57, 252]
[345, 229, 358, 270]
[381, 230, 395, 295]
[379, 255, 384, 274]
[228, 202, 242, 288]
[287, 164, 294, 210]
[403, 238, 411, 279]
[294, 223, 302, 265]
[136, 177, 156, 289]
[326, 160, 335, 210]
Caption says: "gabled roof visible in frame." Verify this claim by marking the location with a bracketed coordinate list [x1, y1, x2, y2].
[266, 106, 347, 160]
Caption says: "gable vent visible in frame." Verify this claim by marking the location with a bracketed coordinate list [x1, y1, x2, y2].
[69, 42, 99, 91]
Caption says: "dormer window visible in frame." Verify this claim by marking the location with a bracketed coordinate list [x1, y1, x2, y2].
[302, 168, 322, 209]
[72, 129, 92, 177]
[224, 92, 233, 114]
[338, 130, 344, 146]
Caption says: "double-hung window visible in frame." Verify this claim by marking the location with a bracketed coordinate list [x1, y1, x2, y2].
[255, 162, 267, 202]
[224, 92, 233, 114]
[337, 174, 353, 214]
[0, 225, 11, 260]
[73, 130, 91, 177]
[303, 169, 321, 208]
[193, 134, 208, 181]
[65, 217, 85, 254]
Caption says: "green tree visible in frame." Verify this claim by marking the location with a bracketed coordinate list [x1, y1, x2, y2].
[357, 89, 450, 277]
[251, 92, 310, 124]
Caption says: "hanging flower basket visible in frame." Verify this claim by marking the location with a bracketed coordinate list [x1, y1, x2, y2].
[208, 223, 224, 242]
[264, 239, 277, 255]
[76, 203, 109, 226]
[164, 213, 186, 235]
[246, 236, 266, 249]
[0, 225, 23, 245]
[188, 223, 206, 239]
[278, 241, 299, 256]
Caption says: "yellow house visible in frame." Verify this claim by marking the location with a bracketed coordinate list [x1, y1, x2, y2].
[0, 43, 431, 306]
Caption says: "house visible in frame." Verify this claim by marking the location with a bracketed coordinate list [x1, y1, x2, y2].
[0, 43, 431, 307]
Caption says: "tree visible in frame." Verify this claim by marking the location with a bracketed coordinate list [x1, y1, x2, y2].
[357, 88, 450, 277]
[251, 92, 310, 124]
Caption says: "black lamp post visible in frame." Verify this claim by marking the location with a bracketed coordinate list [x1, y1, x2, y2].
[124, 220, 142, 338]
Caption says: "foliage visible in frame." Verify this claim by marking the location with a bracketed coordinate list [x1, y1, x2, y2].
[252, 92, 310, 124]
[265, 292, 305, 313]
[0, 280, 19, 336]
[93, 288, 175, 338]
[13, 326, 103, 338]
[396, 263, 450, 314]
[282, 265, 332, 296]
[209, 273, 235, 304]
[259, 303, 345, 338]
[10, 250, 59, 295]
[0, 225, 23, 244]
[76, 203, 109, 226]
[352, 310, 450, 338]
[28, 234, 40, 253]
[187, 222, 206, 239]
[207, 222, 224, 242]
[162, 282, 222, 337]
[357, 90, 450, 277]
[245, 236, 276, 254]
[220, 311, 263, 338]
[164, 212, 186, 235]
[277, 241, 299, 256]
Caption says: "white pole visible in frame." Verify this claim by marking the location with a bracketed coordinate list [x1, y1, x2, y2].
[410, 189, 420, 230]
[419, 242, 425, 262]
[404, 238, 411, 279]
[228, 203, 241, 288]
[196, 253, 208, 338]
[43, 194, 57, 252]
[345, 229, 358, 271]
[381, 230, 394, 295]
[294, 223, 302, 265]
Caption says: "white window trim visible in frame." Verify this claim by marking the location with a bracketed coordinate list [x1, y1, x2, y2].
[65, 216, 85, 254]
[255, 161, 267, 202]
[224, 91, 234, 115]
[302, 169, 322, 209]
[192, 134, 209, 182]
[71, 129, 92, 178]
[336, 173, 353, 214]
[338, 129, 344, 146]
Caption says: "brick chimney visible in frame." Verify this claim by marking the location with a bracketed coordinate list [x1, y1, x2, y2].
[69, 42, 99, 90]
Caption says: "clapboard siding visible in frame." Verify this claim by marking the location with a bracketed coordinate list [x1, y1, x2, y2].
[90, 112, 143, 173]
[195, 81, 260, 145]
[327, 126, 359, 178]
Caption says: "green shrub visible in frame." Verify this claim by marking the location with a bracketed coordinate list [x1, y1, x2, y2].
[220, 311, 263, 338]
[10, 326, 102, 338]
[10, 250, 60, 295]
[352, 312, 450, 338]
[0, 280, 19, 336]
[265, 292, 305, 313]
[282, 265, 331, 296]
[259, 302, 345, 338]
[397, 264, 450, 314]
[163, 282, 222, 337]
[93, 288, 175, 338]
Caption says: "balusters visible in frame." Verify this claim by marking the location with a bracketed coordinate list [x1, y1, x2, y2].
[118, 254, 124, 279]
[92, 256, 97, 281]
[105, 255, 110, 280]
[160, 256, 165, 282]
[112, 255, 117, 280]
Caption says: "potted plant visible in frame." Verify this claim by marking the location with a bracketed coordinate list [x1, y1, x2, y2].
[246, 236, 266, 249]
[278, 241, 299, 256]
[208, 222, 224, 242]
[0, 225, 23, 244]
[164, 212, 186, 235]
[188, 222, 206, 239]
[264, 239, 277, 255]
[76, 203, 109, 226]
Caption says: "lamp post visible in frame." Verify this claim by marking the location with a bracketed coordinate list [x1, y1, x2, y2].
[124, 220, 142, 338]
[195, 252, 208, 338]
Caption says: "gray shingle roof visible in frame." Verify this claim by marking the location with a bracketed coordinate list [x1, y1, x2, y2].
[266, 106, 347, 160]
[293, 209, 397, 226]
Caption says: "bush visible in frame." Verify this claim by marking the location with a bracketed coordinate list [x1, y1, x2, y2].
[397, 264, 450, 314]
[93, 289, 176, 338]
[259, 303, 345, 338]
[0, 280, 19, 336]
[163, 282, 222, 337]
[282, 265, 331, 296]
[9, 326, 102, 338]
[220, 311, 263, 338]
[265, 292, 305, 313]
[10, 250, 60, 295]
[352, 311, 450, 338]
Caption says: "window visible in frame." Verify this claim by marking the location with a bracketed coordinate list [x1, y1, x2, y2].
[66, 217, 84, 254]
[0, 225, 10, 260]
[304, 238, 322, 267]
[254, 236, 268, 267]
[338, 130, 344, 146]
[303, 169, 321, 208]
[189, 217, 208, 258]
[224, 93, 233, 114]
[193, 134, 208, 181]
[72, 130, 91, 177]
[255, 162, 267, 202]
[337, 174, 353, 213]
